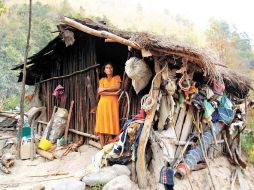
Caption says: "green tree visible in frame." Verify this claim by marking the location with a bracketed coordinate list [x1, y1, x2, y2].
[0, 0, 7, 16]
[205, 18, 254, 69]
[0, 2, 57, 105]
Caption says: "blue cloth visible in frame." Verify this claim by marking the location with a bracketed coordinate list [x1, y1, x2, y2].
[159, 166, 174, 186]
[113, 119, 144, 156]
[217, 107, 235, 125]
[184, 122, 223, 170]
[211, 111, 219, 122]
[219, 94, 233, 109]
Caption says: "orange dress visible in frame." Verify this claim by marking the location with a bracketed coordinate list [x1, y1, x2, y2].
[95, 75, 121, 135]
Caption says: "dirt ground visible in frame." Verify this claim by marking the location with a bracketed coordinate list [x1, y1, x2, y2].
[174, 156, 254, 190]
[0, 132, 98, 190]
[1, 131, 254, 190]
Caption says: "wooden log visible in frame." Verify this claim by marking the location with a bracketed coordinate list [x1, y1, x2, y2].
[131, 161, 137, 183]
[105, 38, 116, 43]
[198, 134, 217, 190]
[136, 59, 162, 188]
[180, 107, 193, 141]
[88, 140, 101, 149]
[172, 102, 180, 127]
[223, 132, 233, 159]
[0, 112, 18, 118]
[37, 149, 55, 161]
[0, 128, 15, 132]
[68, 129, 99, 140]
[61, 17, 142, 50]
[64, 100, 74, 144]
[174, 106, 187, 139]
[0, 136, 14, 140]
[151, 141, 166, 190]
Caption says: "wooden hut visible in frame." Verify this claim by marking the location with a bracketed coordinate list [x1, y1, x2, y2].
[12, 17, 252, 188]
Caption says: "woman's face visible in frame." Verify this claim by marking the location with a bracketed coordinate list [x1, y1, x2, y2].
[104, 64, 113, 75]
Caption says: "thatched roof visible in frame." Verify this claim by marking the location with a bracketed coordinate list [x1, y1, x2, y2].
[12, 17, 253, 98]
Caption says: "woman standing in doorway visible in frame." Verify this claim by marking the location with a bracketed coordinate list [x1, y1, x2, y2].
[95, 63, 121, 148]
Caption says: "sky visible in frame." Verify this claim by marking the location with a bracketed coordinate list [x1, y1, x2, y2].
[12, 0, 254, 42]
[141, 0, 253, 39]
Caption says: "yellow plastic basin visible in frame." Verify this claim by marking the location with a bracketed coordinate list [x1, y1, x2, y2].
[38, 138, 52, 151]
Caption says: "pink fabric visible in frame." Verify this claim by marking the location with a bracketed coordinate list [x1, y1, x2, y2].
[52, 84, 64, 97]
[213, 80, 225, 95]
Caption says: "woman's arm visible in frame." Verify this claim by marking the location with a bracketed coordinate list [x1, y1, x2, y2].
[98, 80, 121, 93]
[101, 83, 120, 92]
[97, 76, 121, 95]
[98, 89, 121, 96]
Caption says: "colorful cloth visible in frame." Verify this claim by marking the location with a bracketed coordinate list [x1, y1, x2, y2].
[95, 75, 121, 135]
[52, 84, 64, 97]
[217, 107, 235, 125]
[159, 166, 174, 188]
[113, 118, 144, 160]
[213, 80, 225, 95]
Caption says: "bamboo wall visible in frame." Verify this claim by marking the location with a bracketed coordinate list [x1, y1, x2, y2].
[38, 34, 145, 142]
[40, 35, 99, 142]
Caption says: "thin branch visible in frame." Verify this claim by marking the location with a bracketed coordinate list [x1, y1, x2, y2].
[17, 0, 32, 159]
[37, 64, 100, 84]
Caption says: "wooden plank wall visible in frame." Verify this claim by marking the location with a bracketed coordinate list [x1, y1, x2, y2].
[40, 35, 98, 143]
[38, 34, 143, 142]
[174, 104, 225, 158]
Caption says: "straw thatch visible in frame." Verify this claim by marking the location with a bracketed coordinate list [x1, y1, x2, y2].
[64, 18, 254, 97]
[12, 17, 253, 97]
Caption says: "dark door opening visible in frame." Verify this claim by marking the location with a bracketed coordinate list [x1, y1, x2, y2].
[95, 38, 128, 79]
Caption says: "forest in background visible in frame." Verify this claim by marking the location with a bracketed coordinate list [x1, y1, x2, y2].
[0, 0, 254, 162]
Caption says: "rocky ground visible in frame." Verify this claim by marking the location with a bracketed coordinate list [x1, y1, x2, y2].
[0, 131, 254, 190]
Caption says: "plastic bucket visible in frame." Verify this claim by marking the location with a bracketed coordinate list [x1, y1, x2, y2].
[38, 138, 52, 151]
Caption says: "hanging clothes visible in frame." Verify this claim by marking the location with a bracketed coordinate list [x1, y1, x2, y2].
[95, 75, 121, 135]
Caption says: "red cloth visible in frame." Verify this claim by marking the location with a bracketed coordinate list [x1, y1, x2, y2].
[133, 109, 146, 119]
[52, 84, 64, 97]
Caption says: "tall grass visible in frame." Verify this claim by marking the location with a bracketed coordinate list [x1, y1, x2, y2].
[241, 111, 254, 164]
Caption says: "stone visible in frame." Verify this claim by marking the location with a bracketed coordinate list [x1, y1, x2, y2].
[82, 167, 117, 186]
[103, 175, 139, 190]
[51, 179, 86, 190]
[111, 164, 131, 176]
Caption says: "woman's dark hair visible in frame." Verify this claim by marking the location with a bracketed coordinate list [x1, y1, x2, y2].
[100, 62, 115, 78]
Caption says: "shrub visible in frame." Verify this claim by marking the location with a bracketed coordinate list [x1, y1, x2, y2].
[241, 117, 254, 164]
[2, 95, 29, 112]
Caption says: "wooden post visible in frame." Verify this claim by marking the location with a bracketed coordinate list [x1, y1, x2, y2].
[151, 141, 166, 190]
[64, 100, 74, 144]
[136, 58, 162, 188]
[17, 0, 32, 159]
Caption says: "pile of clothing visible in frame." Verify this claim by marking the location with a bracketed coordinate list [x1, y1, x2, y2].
[173, 76, 246, 179]
[92, 111, 146, 168]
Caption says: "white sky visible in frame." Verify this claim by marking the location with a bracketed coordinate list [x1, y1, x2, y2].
[140, 0, 253, 40]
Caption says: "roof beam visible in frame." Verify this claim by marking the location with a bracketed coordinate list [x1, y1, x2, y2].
[61, 16, 142, 50]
